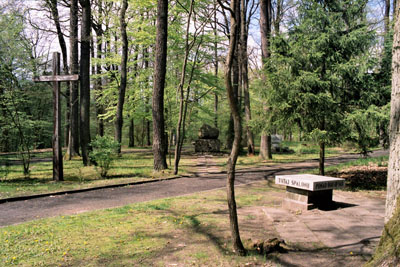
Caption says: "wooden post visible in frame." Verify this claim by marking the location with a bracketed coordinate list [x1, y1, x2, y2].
[33, 52, 79, 182]
[52, 52, 63, 181]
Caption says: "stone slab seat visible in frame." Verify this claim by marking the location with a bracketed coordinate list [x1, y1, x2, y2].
[275, 174, 345, 210]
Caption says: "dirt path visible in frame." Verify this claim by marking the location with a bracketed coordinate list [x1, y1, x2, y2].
[0, 150, 388, 227]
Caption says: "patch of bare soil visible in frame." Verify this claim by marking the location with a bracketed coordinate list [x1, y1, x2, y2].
[327, 163, 387, 191]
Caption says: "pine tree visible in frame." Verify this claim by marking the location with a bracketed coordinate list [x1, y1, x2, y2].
[265, 0, 374, 174]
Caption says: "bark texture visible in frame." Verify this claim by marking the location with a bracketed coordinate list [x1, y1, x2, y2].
[319, 142, 325, 176]
[152, 0, 168, 171]
[213, 0, 219, 129]
[240, 0, 255, 156]
[259, 0, 273, 159]
[128, 117, 134, 147]
[79, 0, 91, 166]
[94, 0, 105, 137]
[52, 52, 63, 181]
[46, 0, 71, 148]
[219, 0, 246, 255]
[386, 2, 400, 222]
[67, 0, 80, 159]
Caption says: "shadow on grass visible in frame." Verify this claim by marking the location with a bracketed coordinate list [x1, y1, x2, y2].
[168, 210, 231, 255]
[269, 236, 380, 266]
[0, 177, 53, 184]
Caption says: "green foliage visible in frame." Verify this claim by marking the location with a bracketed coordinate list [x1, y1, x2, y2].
[345, 105, 389, 155]
[89, 136, 120, 178]
[257, 0, 379, 152]
[0, 8, 52, 175]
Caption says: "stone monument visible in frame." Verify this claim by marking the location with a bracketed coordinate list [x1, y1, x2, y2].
[275, 174, 345, 210]
[194, 124, 221, 153]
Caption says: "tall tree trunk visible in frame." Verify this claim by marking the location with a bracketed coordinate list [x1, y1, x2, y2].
[213, 0, 219, 129]
[114, 0, 129, 154]
[319, 142, 325, 175]
[128, 117, 135, 147]
[385, 0, 391, 35]
[147, 113, 151, 146]
[152, 0, 168, 171]
[240, 0, 255, 156]
[219, 0, 246, 255]
[127, 45, 139, 148]
[46, 0, 71, 148]
[386, 1, 400, 222]
[226, 116, 234, 149]
[173, 0, 194, 175]
[259, 0, 272, 160]
[79, 0, 91, 166]
[96, 33, 105, 137]
[259, 135, 271, 159]
[143, 47, 151, 147]
[67, 0, 79, 159]
[94, 0, 105, 137]
[273, 0, 282, 34]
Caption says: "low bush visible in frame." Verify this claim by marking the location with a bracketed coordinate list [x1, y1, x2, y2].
[89, 135, 120, 178]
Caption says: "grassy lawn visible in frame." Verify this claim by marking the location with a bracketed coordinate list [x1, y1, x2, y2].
[0, 148, 196, 199]
[0, 181, 281, 266]
[217, 141, 356, 170]
[0, 142, 376, 199]
[0, 152, 388, 266]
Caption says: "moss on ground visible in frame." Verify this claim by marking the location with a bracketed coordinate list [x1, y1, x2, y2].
[366, 200, 400, 267]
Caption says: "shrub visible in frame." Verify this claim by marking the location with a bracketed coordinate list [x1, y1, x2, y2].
[89, 135, 120, 178]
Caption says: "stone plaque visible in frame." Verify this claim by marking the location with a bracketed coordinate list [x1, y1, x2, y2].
[275, 174, 345, 191]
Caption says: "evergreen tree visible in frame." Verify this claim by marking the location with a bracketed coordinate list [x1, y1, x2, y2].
[265, 0, 375, 174]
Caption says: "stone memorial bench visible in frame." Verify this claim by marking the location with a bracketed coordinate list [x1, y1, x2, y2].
[275, 174, 345, 210]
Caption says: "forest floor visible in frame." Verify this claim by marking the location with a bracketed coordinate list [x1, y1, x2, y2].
[0, 149, 389, 266]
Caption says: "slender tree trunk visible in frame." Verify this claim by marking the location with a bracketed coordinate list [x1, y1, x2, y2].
[174, 0, 194, 175]
[213, 0, 219, 129]
[226, 116, 234, 149]
[386, 1, 400, 222]
[47, 0, 70, 148]
[126, 45, 139, 148]
[319, 142, 325, 175]
[129, 117, 135, 147]
[96, 33, 105, 137]
[259, 0, 272, 160]
[79, 0, 91, 166]
[385, 0, 391, 35]
[94, 0, 105, 137]
[147, 115, 151, 146]
[67, 0, 79, 159]
[240, 0, 255, 156]
[219, 0, 246, 255]
[143, 47, 151, 147]
[141, 118, 145, 146]
[273, 0, 282, 34]
[114, 0, 129, 154]
[152, 0, 168, 171]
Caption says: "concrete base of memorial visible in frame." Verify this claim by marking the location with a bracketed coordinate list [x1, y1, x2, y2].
[275, 174, 345, 211]
[283, 187, 333, 210]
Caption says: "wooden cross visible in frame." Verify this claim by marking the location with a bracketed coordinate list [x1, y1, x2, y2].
[34, 52, 79, 181]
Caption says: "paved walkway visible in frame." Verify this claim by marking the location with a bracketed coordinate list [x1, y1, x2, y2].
[0, 150, 388, 228]
[261, 189, 384, 266]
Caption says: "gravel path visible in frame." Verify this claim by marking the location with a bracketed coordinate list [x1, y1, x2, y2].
[0, 150, 388, 227]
